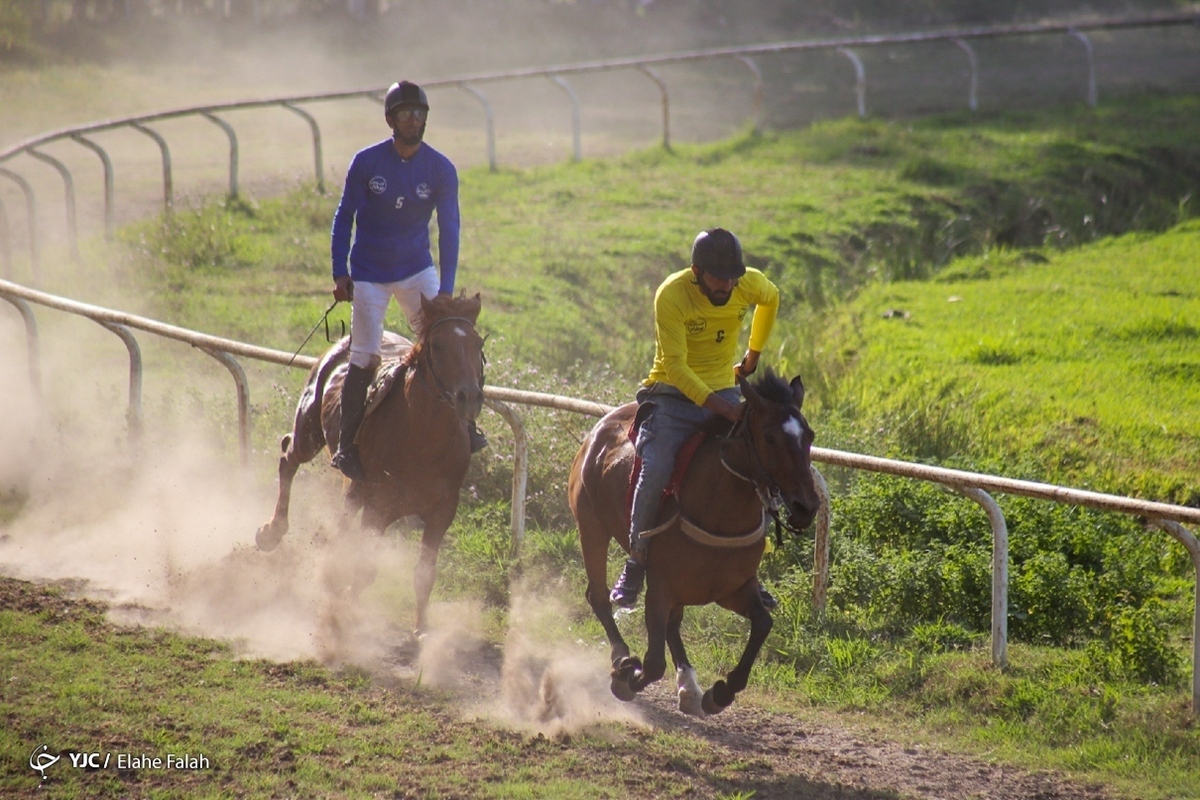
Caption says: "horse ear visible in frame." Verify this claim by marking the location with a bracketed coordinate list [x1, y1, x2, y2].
[789, 375, 806, 409]
[739, 373, 762, 405]
[464, 292, 482, 323]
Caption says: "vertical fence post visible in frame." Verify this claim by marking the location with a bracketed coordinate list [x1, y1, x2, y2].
[735, 55, 765, 133]
[0, 294, 41, 398]
[97, 321, 143, 444]
[952, 38, 980, 111]
[811, 467, 832, 614]
[0, 167, 40, 283]
[26, 148, 80, 264]
[281, 103, 326, 192]
[636, 66, 671, 150]
[0, 197, 11, 279]
[484, 398, 528, 555]
[952, 486, 1010, 668]
[131, 123, 174, 211]
[200, 348, 251, 465]
[548, 74, 583, 162]
[458, 84, 498, 172]
[201, 112, 240, 200]
[1149, 519, 1200, 715]
[71, 135, 115, 241]
[836, 47, 868, 118]
[1068, 29, 1099, 107]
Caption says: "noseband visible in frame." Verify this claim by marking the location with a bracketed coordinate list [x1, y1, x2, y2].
[719, 403, 812, 544]
[415, 315, 486, 408]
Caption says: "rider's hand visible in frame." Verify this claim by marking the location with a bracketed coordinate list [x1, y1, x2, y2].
[333, 276, 354, 303]
[735, 349, 761, 380]
[703, 393, 744, 424]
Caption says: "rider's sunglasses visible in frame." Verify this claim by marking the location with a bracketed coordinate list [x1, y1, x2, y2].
[391, 107, 428, 123]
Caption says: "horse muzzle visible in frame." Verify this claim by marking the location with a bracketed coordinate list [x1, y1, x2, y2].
[785, 496, 820, 532]
[451, 386, 484, 421]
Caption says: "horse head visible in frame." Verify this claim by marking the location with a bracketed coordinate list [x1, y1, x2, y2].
[411, 292, 486, 421]
[733, 369, 821, 532]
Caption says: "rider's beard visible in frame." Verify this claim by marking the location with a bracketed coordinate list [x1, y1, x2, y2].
[394, 122, 426, 148]
[698, 280, 733, 307]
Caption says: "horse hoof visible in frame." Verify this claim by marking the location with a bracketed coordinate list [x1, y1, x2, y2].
[700, 690, 724, 719]
[609, 656, 642, 702]
[610, 674, 637, 702]
[678, 686, 706, 717]
[677, 667, 706, 717]
[255, 522, 285, 552]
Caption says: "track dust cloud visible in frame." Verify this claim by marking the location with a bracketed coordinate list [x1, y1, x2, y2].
[486, 586, 645, 736]
[0, 331, 404, 666]
[0, 333, 637, 737]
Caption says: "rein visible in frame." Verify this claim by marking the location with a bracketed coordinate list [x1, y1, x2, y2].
[413, 315, 486, 407]
[719, 404, 809, 547]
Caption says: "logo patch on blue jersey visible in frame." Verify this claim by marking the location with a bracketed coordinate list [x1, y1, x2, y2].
[369, 176, 387, 194]
[416, 183, 432, 200]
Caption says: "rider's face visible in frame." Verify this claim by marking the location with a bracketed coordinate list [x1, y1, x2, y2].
[388, 105, 427, 147]
[693, 267, 738, 307]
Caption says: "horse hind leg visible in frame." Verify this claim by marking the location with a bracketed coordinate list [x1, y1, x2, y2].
[666, 609, 705, 717]
[256, 424, 323, 551]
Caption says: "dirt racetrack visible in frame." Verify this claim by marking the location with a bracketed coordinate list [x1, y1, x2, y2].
[1, 573, 1118, 799]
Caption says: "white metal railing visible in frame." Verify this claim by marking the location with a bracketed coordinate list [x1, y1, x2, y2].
[2, 12, 1197, 280]
[2, 276, 1198, 713]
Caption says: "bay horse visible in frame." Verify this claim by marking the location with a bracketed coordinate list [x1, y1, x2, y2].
[256, 293, 485, 636]
[568, 370, 820, 716]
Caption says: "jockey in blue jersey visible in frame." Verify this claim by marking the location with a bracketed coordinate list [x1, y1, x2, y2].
[329, 80, 485, 481]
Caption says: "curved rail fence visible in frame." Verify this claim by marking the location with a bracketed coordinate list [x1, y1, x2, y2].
[1, 12, 1198, 282]
[2, 277, 1198, 714]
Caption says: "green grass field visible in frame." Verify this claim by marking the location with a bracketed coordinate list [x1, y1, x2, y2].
[3, 91, 1200, 798]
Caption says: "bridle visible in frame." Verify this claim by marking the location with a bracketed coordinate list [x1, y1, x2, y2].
[719, 402, 812, 545]
[414, 315, 487, 409]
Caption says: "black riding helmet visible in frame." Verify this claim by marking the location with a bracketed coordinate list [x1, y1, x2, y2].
[385, 81, 429, 114]
[691, 228, 745, 280]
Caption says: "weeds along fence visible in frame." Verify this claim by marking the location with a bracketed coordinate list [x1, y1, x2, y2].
[2, 276, 1199, 713]
[2, 11, 1199, 282]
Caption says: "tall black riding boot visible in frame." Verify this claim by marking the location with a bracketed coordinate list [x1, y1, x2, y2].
[330, 364, 374, 481]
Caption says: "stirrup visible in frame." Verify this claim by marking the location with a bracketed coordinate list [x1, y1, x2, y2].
[609, 558, 646, 609]
[469, 423, 488, 454]
[758, 583, 778, 611]
[330, 444, 365, 481]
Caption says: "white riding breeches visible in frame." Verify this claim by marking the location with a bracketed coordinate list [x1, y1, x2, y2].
[348, 267, 439, 368]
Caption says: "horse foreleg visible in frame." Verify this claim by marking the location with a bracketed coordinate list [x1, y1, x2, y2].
[413, 521, 449, 639]
[622, 587, 669, 697]
[256, 434, 303, 551]
[702, 584, 773, 715]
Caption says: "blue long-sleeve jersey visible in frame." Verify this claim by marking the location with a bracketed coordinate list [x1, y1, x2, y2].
[331, 138, 460, 293]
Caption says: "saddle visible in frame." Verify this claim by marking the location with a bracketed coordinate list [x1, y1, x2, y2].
[624, 405, 767, 548]
[361, 333, 413, 421]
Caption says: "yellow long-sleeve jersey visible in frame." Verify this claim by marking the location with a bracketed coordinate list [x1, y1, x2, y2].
[643, 267, 779, 407]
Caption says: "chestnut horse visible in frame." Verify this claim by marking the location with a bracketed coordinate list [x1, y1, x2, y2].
[256, 293, 485, 635]
[568, 370, 820, 716]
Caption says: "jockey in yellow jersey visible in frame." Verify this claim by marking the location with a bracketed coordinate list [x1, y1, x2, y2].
[610, 227, 781, 609]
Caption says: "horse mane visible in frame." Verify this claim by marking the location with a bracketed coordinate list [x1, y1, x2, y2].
[412, 292, 482, 339]
[696, 369, 795, 437]
[748, 368, 796, 408]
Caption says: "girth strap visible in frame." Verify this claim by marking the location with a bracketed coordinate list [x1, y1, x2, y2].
[640, 510, 768, 549]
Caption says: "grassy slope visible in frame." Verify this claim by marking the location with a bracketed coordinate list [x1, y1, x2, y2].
[824, 220, 1200, 502]
[6, 95, 1200, 798]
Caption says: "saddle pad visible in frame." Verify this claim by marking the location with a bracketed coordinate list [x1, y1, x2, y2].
[363, 360, 407, 420]
[625, 429, 707, 528]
